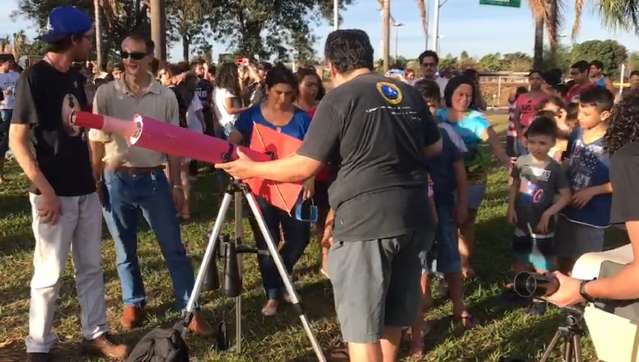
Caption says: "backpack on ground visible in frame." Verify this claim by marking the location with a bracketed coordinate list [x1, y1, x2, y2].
[126, 321, 189, 362]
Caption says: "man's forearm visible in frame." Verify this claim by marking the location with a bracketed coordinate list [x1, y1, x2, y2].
[587, 264, 639, 300]
[252, 154, 321, 182]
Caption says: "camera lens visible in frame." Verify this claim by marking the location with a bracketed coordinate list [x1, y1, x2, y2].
[513, 272, 559, 298]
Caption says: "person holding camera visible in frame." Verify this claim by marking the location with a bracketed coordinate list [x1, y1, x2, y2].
[547, 91, 639, 307]
[217, 29, 442, 362]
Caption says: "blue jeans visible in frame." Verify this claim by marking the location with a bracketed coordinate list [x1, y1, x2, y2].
[251, 197, 310, 300]
[102, 170, 195, 309]
[0, 109, 11, 156]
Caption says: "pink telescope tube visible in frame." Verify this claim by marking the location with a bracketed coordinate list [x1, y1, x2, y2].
[73, 112, 269, 164]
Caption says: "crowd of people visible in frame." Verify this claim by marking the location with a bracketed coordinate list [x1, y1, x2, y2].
[3, 5, 639, 362]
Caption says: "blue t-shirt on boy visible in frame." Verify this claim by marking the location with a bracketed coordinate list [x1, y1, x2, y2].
[562, 127, 611, 228]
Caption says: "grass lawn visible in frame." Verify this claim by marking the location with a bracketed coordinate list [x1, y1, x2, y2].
[0, 113, 628, 361]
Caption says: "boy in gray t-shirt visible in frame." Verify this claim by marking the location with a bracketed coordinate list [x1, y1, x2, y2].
[508, 116, 571, 274]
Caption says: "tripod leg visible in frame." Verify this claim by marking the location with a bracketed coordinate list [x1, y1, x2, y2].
[564, 337, 573, 362]
[234, 191, 243, 354]
[540, 330, 563, 362]
[185, 192, 234, 313]
[573, 335, 582, 362]
[244, 191, 327, 362]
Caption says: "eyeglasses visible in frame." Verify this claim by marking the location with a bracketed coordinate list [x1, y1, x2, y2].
[120, 50, 147, 60]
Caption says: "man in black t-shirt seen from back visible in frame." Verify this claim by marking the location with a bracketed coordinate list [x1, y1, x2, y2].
[217, 29, 442, 362]
[9, 6, 129, 362]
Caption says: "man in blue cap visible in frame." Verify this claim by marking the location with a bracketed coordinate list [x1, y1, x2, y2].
[9, 6, 129, 362]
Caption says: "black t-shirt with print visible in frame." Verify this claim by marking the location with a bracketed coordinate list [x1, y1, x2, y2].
[511, 154, 570, 235]
[610, 141, 639, 224]
[195, 78, 212, 109]
[12, 61, 95, 196]
[298, 72, 441, 241]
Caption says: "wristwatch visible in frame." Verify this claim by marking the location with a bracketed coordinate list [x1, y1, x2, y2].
[579, 279, 596, 303]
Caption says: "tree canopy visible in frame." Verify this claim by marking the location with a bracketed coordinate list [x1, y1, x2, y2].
[14, 0, 352, 63]
[571, 39, 628, 76]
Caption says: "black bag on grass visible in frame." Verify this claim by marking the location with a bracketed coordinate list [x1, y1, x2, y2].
[126, 322, 189, 362]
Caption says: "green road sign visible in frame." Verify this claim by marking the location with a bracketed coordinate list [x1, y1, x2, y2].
[480, 0, 521, 8]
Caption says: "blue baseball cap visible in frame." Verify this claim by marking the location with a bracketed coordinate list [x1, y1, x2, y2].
[42, 6, 93, 43]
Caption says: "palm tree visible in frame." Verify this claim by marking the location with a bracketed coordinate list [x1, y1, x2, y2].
[530, 0, 639, 69]
[595, 0, 639, 34]
[529, 0, 561, 69]
[416, 0, 428, 49]
[12, 31, 27, 61]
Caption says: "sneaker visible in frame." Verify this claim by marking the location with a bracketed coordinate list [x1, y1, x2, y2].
[261, 299, 279, 316]
[188, 313, 214, 336]
[527, 301, 547, 316]
[26, 353, 50, 362]
[120, 305, 145, 330]
[82, 334, 130, 360]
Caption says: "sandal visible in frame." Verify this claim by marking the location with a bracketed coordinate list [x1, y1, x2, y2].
[452, 312, 476, 330]
[328, 347, 349, 361]
[408, 333, 425, 358]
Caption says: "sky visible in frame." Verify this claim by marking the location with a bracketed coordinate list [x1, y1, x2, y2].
[2, 0, 638, 62]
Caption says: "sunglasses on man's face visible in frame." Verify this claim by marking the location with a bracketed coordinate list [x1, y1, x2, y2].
[121, 50, 147, 60]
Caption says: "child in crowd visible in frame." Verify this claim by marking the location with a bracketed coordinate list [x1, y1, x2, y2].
[410, 79, 473, 357]
[512, 71, 548, 156]
[538, 97, 579, 161]
[213, 62, 247, 139]
[555, 87, 615, 274]
[507, 116, 571, 315]
[507, 86, 528, 158]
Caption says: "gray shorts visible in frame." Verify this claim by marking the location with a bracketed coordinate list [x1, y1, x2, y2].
[327, 228, 434, 343]
[554, 217, 606, 258]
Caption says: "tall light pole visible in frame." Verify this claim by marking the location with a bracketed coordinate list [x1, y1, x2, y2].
[150, 0, 167, 65]
[94, 0, 103, 72]
[382, 0, 390, 72]
[432, 0, 440, 53]
[333, 0, 339, 31]
[431, 0, 448, 53]
[393, 22, 403, 61]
